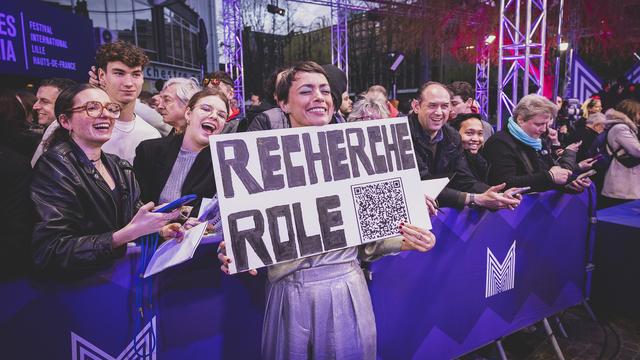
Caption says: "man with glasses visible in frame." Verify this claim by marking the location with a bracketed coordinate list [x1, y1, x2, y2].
[95, 40, 161, 163]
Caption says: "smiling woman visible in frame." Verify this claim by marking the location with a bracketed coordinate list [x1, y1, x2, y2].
[134, 88, 229, 215]
[31, 84, 182, 275]
[218, 61, 437, 360]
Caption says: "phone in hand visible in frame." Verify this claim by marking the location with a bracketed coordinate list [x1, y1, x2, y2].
[153, 194, 197, 213]
[507, 186, 531, 196]
[575, 169, 597, 181]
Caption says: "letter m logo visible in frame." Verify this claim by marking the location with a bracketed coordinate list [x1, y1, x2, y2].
[485, 241, 516, 298]
[71, 316, 156, 360]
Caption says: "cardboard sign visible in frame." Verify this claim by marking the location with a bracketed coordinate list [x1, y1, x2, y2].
[209, 117, 430, 273]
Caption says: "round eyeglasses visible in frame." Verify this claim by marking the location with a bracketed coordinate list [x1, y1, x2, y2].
[67, 101, 122, 118]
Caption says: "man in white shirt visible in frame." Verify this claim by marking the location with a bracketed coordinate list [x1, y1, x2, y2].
[95, 40, 161, 163]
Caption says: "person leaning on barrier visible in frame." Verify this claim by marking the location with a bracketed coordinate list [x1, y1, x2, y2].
[134, 88, 229, 217]
[408, 81, 522, 210]
[483, 94, 591, 193]
[31, 84, 183, 276]
[450, 113, 490, 183]
[155, 77, 201, 135]
[217, 61, 436, 360]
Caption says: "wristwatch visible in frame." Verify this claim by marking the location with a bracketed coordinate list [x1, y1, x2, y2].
[468, 193, 477, 207]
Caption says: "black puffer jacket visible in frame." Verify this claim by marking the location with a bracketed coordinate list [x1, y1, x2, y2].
[31, 140, 141, 275]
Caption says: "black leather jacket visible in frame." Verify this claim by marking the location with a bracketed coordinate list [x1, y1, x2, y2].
[31, 140, 141, 275]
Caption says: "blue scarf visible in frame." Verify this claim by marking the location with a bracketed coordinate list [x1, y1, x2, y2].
[507, 117, 542, 151]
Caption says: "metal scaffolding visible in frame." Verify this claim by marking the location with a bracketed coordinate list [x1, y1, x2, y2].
[496, 0, 547, 129]
[331, 0, 350, 77]
[475, 42, 490, 120]
[222, 0, 246, 115]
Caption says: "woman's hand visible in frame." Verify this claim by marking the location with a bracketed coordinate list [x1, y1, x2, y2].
[112, 202, 181, 247]
[565, 141, 582, 152]
[217, 241, 258, 276]
[548, 166, 572, 184]
[159, 223, 186, 242]
[424, 194, 438, 216]
[547, 127, 561, 146]
[87, 65, 105, 89]
[399, 222, 436, 252]
[578, 157, 598, 171]
[565, 177, 592, 193]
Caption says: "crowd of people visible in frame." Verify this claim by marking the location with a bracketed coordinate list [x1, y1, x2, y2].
[1, 39, 639, 359]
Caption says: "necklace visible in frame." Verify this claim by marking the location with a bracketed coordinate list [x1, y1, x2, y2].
[90, 152, 102, 163]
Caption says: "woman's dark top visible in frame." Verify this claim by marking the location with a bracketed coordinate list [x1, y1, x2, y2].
[465, 151, 489, 183]
[31, 140, 141, 275]
[134, 134, 215, 215]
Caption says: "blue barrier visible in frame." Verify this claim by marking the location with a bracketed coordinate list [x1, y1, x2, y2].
[370, 189, 593, 359]
[0, 190, 593, 359]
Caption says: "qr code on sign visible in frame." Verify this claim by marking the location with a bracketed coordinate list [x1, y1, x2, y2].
[351, 178, 409, 243]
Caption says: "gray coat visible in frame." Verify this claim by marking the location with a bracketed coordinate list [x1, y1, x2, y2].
[602, 109, 640, 199]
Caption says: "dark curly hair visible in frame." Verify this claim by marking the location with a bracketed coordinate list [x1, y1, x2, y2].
[95, 40, 149, 71]
[450, 113, 485, 131]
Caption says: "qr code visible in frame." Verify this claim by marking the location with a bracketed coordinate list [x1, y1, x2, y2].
[351, 178, 409, 243]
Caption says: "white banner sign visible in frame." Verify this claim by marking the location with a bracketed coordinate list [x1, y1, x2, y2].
[210, 117, 430, 273]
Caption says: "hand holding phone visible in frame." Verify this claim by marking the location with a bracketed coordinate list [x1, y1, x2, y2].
[153, 194, 197, 213]
[576, 169, 597, 181]
[507, 186, 531, 196]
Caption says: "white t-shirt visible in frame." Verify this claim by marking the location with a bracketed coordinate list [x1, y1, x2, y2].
[102, 114, 161, 164]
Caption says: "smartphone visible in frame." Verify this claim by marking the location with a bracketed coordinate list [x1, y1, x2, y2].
[576, 169, 597, 181]
[153, 194, 197, 213]
[508, 187, 531, 196]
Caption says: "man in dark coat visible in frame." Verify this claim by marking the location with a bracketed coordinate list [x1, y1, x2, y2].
[408, 81, 520, 209]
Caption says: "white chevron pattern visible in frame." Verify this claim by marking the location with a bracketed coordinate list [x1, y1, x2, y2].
[485, 241, 516, 298]
[568, 55, 603, 103]
[71, 317, 156, 360]
[625, 62, 640, 84]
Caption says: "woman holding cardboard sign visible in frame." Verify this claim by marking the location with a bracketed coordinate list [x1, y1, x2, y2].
[218, 61, 436, 360]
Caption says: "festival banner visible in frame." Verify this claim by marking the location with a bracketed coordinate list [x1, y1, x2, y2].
[0, 0, 94, 81]
[209, 117, 430, 273]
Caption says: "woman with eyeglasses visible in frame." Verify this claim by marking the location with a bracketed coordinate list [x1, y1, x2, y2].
[134, 88, 229, 216]
[31, 84, 182, 276]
